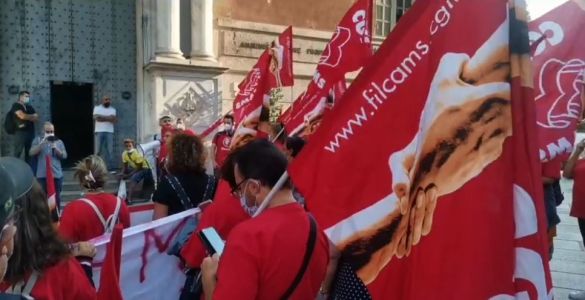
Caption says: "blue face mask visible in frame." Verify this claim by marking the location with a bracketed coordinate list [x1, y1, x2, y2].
[22, 96, 30, 104]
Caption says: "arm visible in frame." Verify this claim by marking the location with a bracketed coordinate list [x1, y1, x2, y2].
[53, 140, 68, 159]
[14, 110, 38, 122]
[563, 140, 585, 178]
[319, 240, 341, 298]
[29, 137, 44, 156]
[153, 203, 169, 220]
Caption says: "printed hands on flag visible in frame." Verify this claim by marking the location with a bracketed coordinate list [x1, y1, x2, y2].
[390, 23, 512, 258]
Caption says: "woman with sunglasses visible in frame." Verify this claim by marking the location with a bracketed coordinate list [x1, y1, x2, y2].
[29, 122, 67, 220]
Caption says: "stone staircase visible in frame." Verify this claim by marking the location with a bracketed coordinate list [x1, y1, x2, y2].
[60, 170, 152, 208]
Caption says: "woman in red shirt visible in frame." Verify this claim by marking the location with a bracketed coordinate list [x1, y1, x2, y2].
[201, 140, 329, 300]
[563, 139, 585, 246]
[0, 158, 96, 299]
[59, 155, 130, 243]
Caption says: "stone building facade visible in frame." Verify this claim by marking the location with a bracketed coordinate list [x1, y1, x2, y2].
[0, 0, 412, 166]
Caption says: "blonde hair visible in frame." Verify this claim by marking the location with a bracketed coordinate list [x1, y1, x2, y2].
[73, 155, 108, 190]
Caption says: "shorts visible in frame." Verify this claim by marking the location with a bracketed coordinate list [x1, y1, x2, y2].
[130, 168, 153, 185]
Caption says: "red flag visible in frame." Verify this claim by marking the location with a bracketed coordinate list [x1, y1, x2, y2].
[268, 26, 294, 88]
[289, 0, 551, 298]
[283, 0, 372, 136]
[530, 1, 585, 162]
[97, 224, 124, 300]
[232, 27, 294, 148]
[45, 155, 59, 221]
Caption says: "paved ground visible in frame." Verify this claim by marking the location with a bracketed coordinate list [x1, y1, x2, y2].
[552, 179, 585, 299]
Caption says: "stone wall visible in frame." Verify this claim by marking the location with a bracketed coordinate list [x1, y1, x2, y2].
[0, 0, 136, 163]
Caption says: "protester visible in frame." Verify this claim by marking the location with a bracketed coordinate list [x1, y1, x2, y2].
[153, 133, 216, 219]
[285, 136, 306, 162]
[0, 157, 97, 299]
[93, 96, 117, 171]
[10, 91, 38, 164]
[542, 161, 563, 259]
[212, 114, 234, 172]
[200, 140, 329, 299]
[29, 122, 67, 210]
[59, 155, 130, 243]
[120, 138, 153, 204]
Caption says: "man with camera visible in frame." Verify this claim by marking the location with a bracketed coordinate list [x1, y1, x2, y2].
[29, 122, 67, 210]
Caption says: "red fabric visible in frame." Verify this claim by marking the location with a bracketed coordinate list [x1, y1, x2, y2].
[0, 258, 97, 300]
[97, 224, 124, 300]
[181, 180, 250, 269]
[267, 26, 294, 88]
[45, 156, 57, 213]
[289, 1, 551, 298]
[283, 0, 373, 136]
[201, 117, 224, 139]
[212, 133, 232, 168]
[59, 193, 130, 243]
[571, 160, 585, 218]
[213, 203, 329, 300]
[531, 1, 585, 162]
[232, 27, 294, 147]
[542, 160, 562, 180]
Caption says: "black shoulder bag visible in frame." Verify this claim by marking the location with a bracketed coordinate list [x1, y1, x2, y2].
[281, 214, 318, 300]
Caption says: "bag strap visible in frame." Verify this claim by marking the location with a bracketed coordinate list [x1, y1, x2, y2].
[7, 271, 39, 299]
[281, 214, 318, 300]
[78, 198, 107, 230]
[78, 197, 121, 234]
[201, 175, 214, 202]
[166, 175, 193, 209]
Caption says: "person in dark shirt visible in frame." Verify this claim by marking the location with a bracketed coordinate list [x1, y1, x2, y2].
[152, 133, 216, 219]
[10, 91, 38, 164]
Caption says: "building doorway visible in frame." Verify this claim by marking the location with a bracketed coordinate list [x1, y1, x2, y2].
[50, 81, 94, 168]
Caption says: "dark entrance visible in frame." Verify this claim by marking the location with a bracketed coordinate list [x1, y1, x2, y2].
[50, 81, 94, 168]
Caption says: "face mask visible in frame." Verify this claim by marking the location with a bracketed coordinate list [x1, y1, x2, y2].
[22, 96, 30, 104]
[44, 132, 55, 138]
[239, 182, 259, 216]
[103, 103, 111, 108]
[126, 148, 135, 153]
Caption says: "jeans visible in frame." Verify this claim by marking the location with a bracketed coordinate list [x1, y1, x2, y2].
[95, 132, 114, 170]
[38, 177, 63, 211]
[12, 130, 34, 165]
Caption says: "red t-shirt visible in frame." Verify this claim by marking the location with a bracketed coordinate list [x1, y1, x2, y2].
[571, 160, 585, 219]
[59, 193, 131, 243]
[181, 180, 249, 268]
[542, 160, 562, 180]
[213, 203, 329, 300]
[212, 132, 232, 168]
[0, 257, 96, 300]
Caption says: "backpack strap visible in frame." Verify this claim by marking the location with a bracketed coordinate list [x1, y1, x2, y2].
[165, 175, 193, 210]
[7, 271, 39, 299]
[78, 198, 107, 230]
[78, 197, 121, 233]
[280, 214, 318, 300]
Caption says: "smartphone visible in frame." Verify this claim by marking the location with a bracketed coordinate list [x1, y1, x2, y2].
[199, 227, 225, 256]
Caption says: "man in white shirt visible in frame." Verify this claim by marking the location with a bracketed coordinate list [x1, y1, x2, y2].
[93, 96, 117, 171]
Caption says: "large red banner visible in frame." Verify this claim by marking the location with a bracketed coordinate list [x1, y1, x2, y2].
[530, 0, 585, 162]
[289, 0, 551, 298]
[282, 0, 372, 137]
[232, 27, 294, 147]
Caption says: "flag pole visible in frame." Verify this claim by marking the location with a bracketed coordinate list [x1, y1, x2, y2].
[271, 127, 287, 143]
[253, 171, 289, 217]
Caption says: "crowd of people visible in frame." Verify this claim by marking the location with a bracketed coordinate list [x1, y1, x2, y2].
[2, 88, 585, 299]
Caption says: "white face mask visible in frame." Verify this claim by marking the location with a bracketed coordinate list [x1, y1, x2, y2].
[239, 182, 259, 216]
[22, 96, 30, 104]
[44, 132, 54, 138]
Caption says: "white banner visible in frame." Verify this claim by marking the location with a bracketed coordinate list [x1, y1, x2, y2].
[92, 209, 198, 300]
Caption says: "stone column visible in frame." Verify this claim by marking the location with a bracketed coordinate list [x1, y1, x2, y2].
[155, 0, 183, 59]
[190, 0, 215, 60]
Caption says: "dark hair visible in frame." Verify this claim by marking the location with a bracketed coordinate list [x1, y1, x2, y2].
[167, 133, 206, 175]
[6, 181, 70, 283]
[18, 91, 30, 97]
[227, 139, 291, 189]
[223, 114, 234, 122]
[286, 136, 306, 158]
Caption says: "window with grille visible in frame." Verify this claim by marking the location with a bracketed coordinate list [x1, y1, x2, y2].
[374, 0, 413, 37]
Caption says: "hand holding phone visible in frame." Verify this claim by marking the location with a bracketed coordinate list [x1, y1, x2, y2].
[199, 227, 225, 256]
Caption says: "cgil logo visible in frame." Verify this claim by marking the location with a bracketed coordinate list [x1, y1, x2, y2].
[529, 21, 564, 57]
[352, 9, 370, 44]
